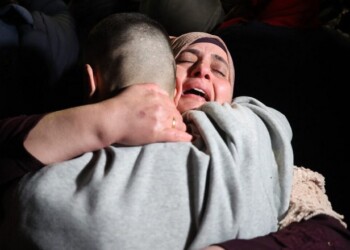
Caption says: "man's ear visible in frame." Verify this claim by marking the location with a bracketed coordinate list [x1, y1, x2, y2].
[85, 64, 97, 97]
[173, 78, 182, 106]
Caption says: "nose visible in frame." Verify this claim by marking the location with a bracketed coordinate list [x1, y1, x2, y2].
[190, 62, 211, 80]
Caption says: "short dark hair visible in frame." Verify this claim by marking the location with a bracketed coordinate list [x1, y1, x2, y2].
[84, 12, 176, 98]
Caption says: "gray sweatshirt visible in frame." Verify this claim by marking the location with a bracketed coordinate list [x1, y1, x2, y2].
[1, 97, 294, 250]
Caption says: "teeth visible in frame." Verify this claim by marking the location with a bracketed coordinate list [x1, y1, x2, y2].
[183, 88, 208, 100]
[193, 88, 205, 94]
[183, 88, 205, 95]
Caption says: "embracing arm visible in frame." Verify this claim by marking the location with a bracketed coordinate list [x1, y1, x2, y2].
[0, 84, 191, 185]
[25, 83, 191, 165]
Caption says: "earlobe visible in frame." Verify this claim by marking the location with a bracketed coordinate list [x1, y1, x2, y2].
[85, 64, 97, 97]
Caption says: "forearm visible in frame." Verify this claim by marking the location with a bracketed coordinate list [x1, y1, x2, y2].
[24, 102, 116, 165]
[25, 83, 192, 165]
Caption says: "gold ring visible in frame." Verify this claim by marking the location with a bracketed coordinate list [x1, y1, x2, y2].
[171, 117, 176, 128]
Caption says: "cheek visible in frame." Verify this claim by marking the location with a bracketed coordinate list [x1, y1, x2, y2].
[176, 66, 187, 81]
[215, 81, 233, 103]
[175, 67, 187, 89]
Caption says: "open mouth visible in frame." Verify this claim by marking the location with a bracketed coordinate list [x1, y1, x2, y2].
[183, 88, 209, 101]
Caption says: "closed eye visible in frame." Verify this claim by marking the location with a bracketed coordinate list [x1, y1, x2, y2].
[212, 61, 228, 78]
[176, 51, 198, 65]
[176, 60, 195, 64]
[213, 69, 226, 77]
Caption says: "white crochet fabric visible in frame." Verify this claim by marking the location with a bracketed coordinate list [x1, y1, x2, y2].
[279, 166, 347, 229]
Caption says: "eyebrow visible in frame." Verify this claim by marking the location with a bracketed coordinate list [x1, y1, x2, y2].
[180, 48, 229, 69]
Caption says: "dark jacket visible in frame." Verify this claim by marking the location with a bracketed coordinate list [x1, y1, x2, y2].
[0, 0, 79, 118]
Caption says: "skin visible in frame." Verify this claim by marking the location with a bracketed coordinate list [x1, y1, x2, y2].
[174, 42, 233, 113]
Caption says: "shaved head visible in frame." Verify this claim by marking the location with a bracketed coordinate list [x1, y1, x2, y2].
[85, 13, 176, 99]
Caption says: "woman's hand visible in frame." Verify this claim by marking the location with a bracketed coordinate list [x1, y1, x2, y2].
[99, 83, 192, 146]
[25, 83, 192, 165]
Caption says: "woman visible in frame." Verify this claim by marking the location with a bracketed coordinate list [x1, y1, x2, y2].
[1, 27, 349, 249]
[170, 31, 349, 249]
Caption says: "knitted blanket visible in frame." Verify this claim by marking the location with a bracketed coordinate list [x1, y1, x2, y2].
[0, 97, 294, 250]
[280, 166, 346, 229]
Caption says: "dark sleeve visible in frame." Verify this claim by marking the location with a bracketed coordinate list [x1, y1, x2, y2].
[215, 215, 350, 250]
[16, 0, 79, 87]
[0, 114, 45, 186]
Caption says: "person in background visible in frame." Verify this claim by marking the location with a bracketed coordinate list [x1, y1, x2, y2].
[0, 0, 80, 118]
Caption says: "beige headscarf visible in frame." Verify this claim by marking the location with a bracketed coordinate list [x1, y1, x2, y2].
[170, 32, 235, 96]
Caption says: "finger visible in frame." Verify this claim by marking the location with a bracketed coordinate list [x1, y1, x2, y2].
[168, 114, 187, 132]
[159, 129, 193, 142]
[172, 117, 176, 129]
[177, 121, 187, 132]
[170, 118, 187, 132]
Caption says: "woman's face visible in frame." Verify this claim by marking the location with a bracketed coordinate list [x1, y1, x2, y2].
[174, 42, 233, 114]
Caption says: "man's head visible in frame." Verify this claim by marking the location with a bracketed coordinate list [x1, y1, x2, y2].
[84, 12, 176, 102]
